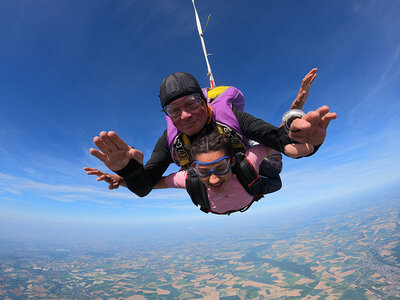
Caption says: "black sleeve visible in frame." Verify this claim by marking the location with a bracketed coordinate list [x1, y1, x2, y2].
[115, 130, 173, 197]
[233, 108, 293, 153]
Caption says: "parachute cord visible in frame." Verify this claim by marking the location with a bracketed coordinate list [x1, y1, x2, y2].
[202, 14, 211, 34]
[192, 0, 216, 88]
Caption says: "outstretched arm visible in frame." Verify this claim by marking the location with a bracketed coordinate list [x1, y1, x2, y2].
[237, 68, 336, 158]
[279, 68, 318, 128]
[284, 106, 337, 157]
[283, 68, 337, 157]
[154, 177, 169, 189]
[89, 130, 173, 197]
[84, 166, 176, 191]
[290, 68, 317, 110]
[83, 167, 126, 190]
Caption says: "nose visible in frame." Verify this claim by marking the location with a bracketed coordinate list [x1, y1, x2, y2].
[208, 173, 221, 185]
[180, 109, 192, 120]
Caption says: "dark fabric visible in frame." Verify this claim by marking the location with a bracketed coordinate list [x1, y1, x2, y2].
[258, 151, 282, 178]
[232, 108, 293, 153]
[260, 175, 282, 195]
[258, 150, 283, 195]
[231, 153, 264, 197]
[117, 109, 292, 197]
[115, 130, 173, 197]
[185, 169, 210, 212]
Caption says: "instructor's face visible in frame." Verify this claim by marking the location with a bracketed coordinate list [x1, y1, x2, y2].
[169, 95, 208, 136]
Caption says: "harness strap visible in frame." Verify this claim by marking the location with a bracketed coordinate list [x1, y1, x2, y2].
[216, 123, 247, 153]
[239, 195, 263, 213]
[185, 169, 210, 213]
[173, 133, 191, 169]
[231, 153, 264, 197]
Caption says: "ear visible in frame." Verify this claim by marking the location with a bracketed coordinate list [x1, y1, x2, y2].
[231, 156, 236, 166]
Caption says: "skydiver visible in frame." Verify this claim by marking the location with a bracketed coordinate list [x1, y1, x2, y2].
[86, 68, 336, 199]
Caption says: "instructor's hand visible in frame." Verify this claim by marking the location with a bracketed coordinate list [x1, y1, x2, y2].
[290, 68, 318, 110]
[89, 131, 144, 171]
[284, 106, 337, 158]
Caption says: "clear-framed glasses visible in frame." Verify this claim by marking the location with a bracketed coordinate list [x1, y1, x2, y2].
[193, 156, 231, 178]
[162, 93, 203, 118]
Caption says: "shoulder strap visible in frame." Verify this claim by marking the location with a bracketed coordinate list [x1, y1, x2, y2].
[216, 123, 248, 154]
[185, 169, 210, 213]
[205, 86, 231, 103]
[231, 153, 264, 197]
[173, 133, 192, 169]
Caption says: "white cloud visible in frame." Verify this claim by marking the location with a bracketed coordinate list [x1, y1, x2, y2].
[0, 171, 190, 208]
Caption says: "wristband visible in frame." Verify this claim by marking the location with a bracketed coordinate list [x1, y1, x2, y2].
[282, 109, 305, 132]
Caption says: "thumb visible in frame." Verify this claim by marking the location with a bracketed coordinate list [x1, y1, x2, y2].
[127, 147, 144, 165]
[284, 142, 314, 157]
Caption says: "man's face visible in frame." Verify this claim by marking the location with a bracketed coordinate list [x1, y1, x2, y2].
[194, 150, 233, 194]
[167, 94, 208, 136]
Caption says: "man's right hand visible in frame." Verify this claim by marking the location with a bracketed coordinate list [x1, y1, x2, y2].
[90, 131, 144, 172]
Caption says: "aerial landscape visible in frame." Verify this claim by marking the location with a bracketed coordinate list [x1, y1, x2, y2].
[1, 193, 399, 299]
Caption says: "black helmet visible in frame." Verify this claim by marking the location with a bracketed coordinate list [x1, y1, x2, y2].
[159, 72, 206, 108]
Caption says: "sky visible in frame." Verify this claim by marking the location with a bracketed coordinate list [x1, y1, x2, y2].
[0, 0, 399, 240]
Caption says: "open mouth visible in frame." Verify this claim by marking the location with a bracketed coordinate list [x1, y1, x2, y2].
[210, 181, 224, 189]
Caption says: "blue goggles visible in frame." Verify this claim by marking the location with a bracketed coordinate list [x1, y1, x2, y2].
[193, 156, 231, 177]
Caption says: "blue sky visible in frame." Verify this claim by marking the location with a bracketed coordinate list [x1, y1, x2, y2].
[1, 0, 399, 239]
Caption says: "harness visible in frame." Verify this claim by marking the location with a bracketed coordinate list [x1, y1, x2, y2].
[185, 153, 264, 215]
[166, 86, 248, 169]
[171, 122, 247, 170]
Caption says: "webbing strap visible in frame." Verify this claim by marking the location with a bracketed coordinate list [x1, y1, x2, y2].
[231, 153, 264, 196]
[216, 123, 247, 153]
[185, 169, 210, 213]
[174, 134, 191, 169]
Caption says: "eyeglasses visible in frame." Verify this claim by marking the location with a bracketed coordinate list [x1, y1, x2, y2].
[193, 156, 232, 177]
[162, 93, 204, 118]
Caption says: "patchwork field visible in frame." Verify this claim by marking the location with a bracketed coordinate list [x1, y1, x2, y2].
[1, 196, 399, 299]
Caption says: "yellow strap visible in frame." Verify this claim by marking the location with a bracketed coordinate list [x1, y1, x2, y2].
[180, 158, 190, 167]
[207, 86, 230, 102]
[216, 124, 224, 134]
[181, 133, 190, 146]
[178, 133, 191, 167]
